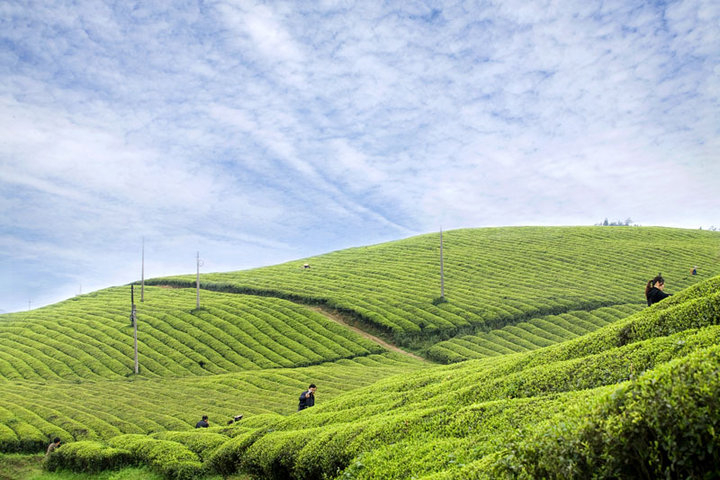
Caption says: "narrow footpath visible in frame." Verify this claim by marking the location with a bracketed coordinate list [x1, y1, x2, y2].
[156, 283, 429, 363]
[307, 305, 428, 362]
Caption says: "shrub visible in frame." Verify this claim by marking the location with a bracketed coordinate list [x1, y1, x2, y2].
[496, 345, 720, 479]
[44, 441, 134, 473]
[161, 460, 205, 480]
[152, 431, 229, 460]
[204, 429, 267, 478]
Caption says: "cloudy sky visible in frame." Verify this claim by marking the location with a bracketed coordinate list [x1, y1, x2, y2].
[1, 0, 719, 313]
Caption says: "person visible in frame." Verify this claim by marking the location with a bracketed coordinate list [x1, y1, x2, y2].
[195, 415, 209, 428]
[46, 437, 61, 455]
[692, 266, 697, 275]
[298, 384, 317, 411]
[646, 274, 671, 306]
[227, 414, 243, 425]
[303, 263, 311, 269]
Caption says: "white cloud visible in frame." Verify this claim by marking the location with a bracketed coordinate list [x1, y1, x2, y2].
[0, 0, 718, 312]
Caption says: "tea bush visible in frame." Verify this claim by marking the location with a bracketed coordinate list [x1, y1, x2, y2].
[495, 345, 720, 479]
[44, 441, 134, 473]
[0, 287, 385, 381]
[2, 227, 718, 479]
[155, 227, 720, 347]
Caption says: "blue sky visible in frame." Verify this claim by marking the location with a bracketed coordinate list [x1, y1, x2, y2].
[1, 0, 719, 313]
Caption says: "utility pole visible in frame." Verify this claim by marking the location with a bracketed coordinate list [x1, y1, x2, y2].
[141, 237, 145, 302]
[196, 251, 201, 309]
[131, 284, 139, 374]
[440, 228, 445, 300]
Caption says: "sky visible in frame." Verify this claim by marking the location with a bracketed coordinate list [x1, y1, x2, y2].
[1, 0, 719, 313]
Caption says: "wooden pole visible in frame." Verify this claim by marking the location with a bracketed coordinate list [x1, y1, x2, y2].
[131, 285, 138, 374]
[196, 251, 200, 309]
[141, 237, 145, 302]
[440, 228, 445, 299]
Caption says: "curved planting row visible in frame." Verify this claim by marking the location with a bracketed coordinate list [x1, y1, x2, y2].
[46, 275, 720, 479]
[0, 287, 385, 381]
[427, 303, 644, 363]
[153, 227, 720, 348]
[0, 352, 423, 454]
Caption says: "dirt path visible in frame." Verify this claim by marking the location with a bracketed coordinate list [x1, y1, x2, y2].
[308, 306, 428, 362]
[152, 283, 429, 363]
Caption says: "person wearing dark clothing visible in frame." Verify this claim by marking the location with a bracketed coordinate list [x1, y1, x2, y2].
[227, 414, 243, 425]
[298, 384, 316, 411]
[195, 415, 209, 428]
[646, 274, 671, 306]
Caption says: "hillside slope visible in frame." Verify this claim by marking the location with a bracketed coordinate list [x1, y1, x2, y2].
[45, 274, 720, 479]
[428, 302, 644, 362]
[2, 226, 719, 479]
[153, 226, 720, 349]
[0, 287, 386, 381]
[0, 352, 424, 453]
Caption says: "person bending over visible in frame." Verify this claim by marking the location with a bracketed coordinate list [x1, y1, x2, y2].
[46, 437, 61, 455]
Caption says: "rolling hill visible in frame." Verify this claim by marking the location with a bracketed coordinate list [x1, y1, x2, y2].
[1, 226, 719, 479]
[153, 226, 720, 349]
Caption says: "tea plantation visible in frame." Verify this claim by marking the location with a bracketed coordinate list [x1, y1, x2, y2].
[153, 226, 720, 350]
[1, 226, 719, 479]
[0, 286, 399, 381]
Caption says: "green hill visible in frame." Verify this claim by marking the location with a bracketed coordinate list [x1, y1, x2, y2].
[42, 273, 720, 479]
[428, 302, 644, 362]
[152, 226, 720, 350]
[0, 352, 423, 454]
[1, 226, 719, 479]
[0, 287, 386, 381]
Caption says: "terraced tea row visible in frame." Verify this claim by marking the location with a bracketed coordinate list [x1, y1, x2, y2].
[0, 352, 424, 453]
[427, 303, 644, 362]
[0, 287, 385, 381]
[46, 275, 720, 479]
[153, 227, 720, 348]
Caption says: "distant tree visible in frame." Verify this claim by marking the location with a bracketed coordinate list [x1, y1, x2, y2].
[597, 218, 638, 227]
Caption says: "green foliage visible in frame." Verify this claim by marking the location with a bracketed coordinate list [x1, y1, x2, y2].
[0, 453, 44, 480]
[44, 441, 135, 473]
[496, 345, 720, 479]
[204, 429, 267, 478]
[106, 435, 202, 480]
[0, 353, 421, 453]
[153, 227, 720, 347]
[2, 227, 720, 479]
[428, 303, 645, 363]
[196, 274, 720, 479]
[0, 287, 385, 381]
[150, 431, 228, 461]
